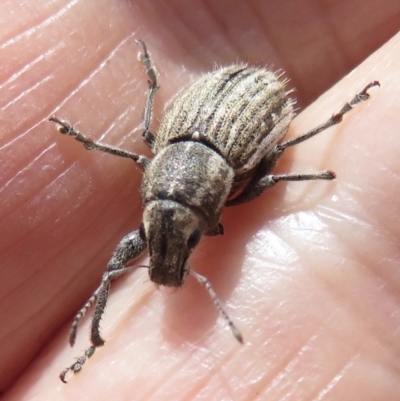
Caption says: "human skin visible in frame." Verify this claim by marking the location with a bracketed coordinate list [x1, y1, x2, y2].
[1, 0, 400, 400]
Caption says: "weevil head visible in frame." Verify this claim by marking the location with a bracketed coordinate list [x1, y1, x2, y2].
[142, 200, 206, 287]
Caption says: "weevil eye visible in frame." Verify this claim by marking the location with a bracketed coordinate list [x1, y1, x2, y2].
[187, 229, 201, 249]
[139, 223, 146, 241]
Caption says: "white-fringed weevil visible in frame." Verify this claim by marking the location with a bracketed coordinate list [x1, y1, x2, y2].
[50, 40, 379, 382]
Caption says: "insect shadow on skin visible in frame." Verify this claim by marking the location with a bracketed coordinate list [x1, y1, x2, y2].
[49, 39, 379, 383]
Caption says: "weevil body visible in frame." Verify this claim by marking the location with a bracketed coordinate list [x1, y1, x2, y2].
[50, 40, 378, 382]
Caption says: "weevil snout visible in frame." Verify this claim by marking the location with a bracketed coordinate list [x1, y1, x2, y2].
[143, 200, 206, 287]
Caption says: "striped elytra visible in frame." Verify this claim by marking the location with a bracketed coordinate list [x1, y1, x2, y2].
[156, 65, 295, 175]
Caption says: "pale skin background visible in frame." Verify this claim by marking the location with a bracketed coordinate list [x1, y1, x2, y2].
[1, 0, 400, 400]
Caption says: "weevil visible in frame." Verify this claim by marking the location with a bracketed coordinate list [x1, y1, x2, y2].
[50, 40, 379, 382]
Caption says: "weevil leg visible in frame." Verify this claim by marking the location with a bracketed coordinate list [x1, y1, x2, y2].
[227, 81, 379, 207]
[227, 170, 335, 206]
[51, 42, 159, 159]
[49, 116, 150, 171]
[205, 223, 224, 236]
[60, 230, 147, 383]
[67, 230, 147, 347]
[278, 81, 380, 151]
[136, 40, 159, 151]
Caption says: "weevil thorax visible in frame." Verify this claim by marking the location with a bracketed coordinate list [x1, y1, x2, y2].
[141, 140, 235, 287]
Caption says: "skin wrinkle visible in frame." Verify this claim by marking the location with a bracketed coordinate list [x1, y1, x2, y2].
[104, 105, 142, 145]
[320, 211, 400, 312]
[301, 214, 400, 366]
[0, 112, 47, 152]
[221, 303, 330, 398]
[125, 337, 210, 400]
[17, 239, 126, 342]
[239, 355, 293, 399]
[251, 3, 312, 104]
[168, 349, 232, 400]
[255, 210, 400, 371]
[246, 229, 300, 269]
[253, 336, 321, 399]
[1, 163, 92, 281]
[200, 0, 251, 56]
[0, 46, 57, 92]
[2, 156, 138, 297]
[1, 30, 139, 170]
[195, 367, 234, 401]
[0, 141, 55, 193]
[247, 1, 293, 83]
[315, 206, 384, 275]
[4, 266, 69, 341]
[91, 90, 141, 144]
[3, 275, 61, 341]
[314, 358, 359, 401]
[320, 307, 370, 357]
[198, 3, 243, 61]
[270, 213, 331, 267]
[2, 75, 53, 112]
[82, 108, 144, 156]
[0, 0, 80, 52]
[153, 359, 218, 401]
[49, 31, 137, 127]
[248, 1, 371, 106]
[286, 330, 348, 397]
[151, 1, 212, 61]
[312, 356, 358, 401]
[219, 367, 238, 400]
[316, 0, 351, 71]
[319, 2, 354, 72]
[319, 192, 399, 273]
[356, 185, 399, 242]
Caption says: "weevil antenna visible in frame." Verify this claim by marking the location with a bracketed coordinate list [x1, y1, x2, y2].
[188, 269, 244, 344]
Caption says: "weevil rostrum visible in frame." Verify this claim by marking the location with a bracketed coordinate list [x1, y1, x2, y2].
[50, 40, 379, 382]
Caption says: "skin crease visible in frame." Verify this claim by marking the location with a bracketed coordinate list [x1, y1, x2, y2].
[1, 0, 400, 399]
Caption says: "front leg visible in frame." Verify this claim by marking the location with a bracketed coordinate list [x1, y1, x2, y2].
[49, 117, 150, 171]
[60, 229, 147, 383]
